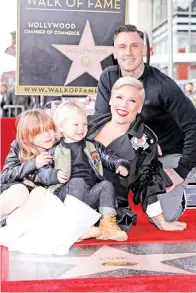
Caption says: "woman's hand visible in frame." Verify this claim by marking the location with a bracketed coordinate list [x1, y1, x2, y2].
[151, 213, 187, 231]
[36, 152, 52, 169]
[116, 166, 129, 177]
[57, 170, 68, 184]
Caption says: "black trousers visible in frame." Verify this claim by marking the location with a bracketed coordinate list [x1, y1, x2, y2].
[56, 178, 117, 216]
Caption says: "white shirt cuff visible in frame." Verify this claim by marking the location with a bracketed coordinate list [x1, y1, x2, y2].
[146, 201, 162, 218]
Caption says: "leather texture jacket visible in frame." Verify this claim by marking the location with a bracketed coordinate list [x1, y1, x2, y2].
[1, 139, 130, 194]
[87, 113, 173, 213]
[37, 139, 130, 193]
[1, 140, 37, 192]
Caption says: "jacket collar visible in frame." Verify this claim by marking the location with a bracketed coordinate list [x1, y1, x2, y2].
[60, 138, 86, 149]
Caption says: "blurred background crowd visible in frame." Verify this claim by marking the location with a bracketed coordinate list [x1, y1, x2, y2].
[0, 83, 96, 117]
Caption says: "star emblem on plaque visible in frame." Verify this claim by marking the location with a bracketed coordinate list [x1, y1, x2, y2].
[52, 20, 114, 85]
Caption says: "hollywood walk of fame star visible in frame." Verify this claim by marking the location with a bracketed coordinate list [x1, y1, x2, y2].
[58, 245, 196, 279]
[52, 20, 114, 85]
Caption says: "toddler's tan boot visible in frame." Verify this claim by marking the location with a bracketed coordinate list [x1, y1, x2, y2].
[98, 215, 128, 241]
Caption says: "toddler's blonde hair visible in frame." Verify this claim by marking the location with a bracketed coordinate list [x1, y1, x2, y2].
[53, 101, 86, 136]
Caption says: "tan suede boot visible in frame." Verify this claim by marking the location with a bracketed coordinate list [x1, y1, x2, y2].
[98, 215, 128, 241]
[79, 226, 101, 240]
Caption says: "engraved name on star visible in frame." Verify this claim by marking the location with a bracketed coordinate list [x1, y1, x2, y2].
[52, 20, 114, 85]
[58, 245, 196, 278]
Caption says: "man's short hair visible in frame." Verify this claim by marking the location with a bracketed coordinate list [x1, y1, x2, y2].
[114, 24, 144, 41]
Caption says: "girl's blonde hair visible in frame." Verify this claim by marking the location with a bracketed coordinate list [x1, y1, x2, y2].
[112, 76, 145, 102]
[16, 109, 55, 161]
[53, 101, 86, 132]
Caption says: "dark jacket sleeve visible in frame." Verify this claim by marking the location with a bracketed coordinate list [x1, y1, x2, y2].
[130, 132, 173, 213]
[37, 147, 59, 186]
[1, 140, 37, 184]
[37, 165, 59, 186]
[94, 69, 111, 115]
[93, 140, 130, 172]
[160, 78, 196, 179]
[24, 96, 32, 110]
[7, 90, 13, 106]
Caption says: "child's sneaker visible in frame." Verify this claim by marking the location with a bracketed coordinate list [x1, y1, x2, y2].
[98, 215, 128, 241]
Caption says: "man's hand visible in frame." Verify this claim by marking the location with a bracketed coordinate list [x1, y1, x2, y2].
[57, 170, 68, 184]
[36, 152, 52, 169]
[164, 168, 184, 192]
[116, 166, 129, 177]
[151, 213, 187, 231]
